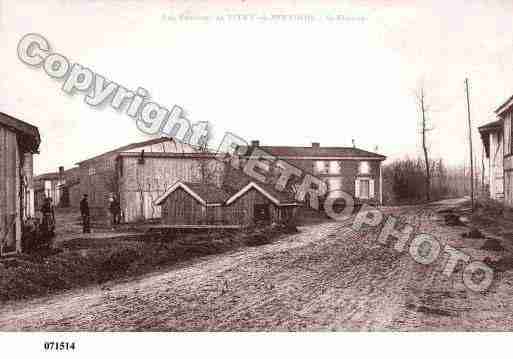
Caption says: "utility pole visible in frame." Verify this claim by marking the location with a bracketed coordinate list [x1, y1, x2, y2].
[465, 78, 475, 212]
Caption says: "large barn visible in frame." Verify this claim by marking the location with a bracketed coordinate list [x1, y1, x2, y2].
[76, 137, 223, 222]
[0, 112, 40, 256]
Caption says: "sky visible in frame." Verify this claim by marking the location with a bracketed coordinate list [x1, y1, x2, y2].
[1, 0, 513, 175]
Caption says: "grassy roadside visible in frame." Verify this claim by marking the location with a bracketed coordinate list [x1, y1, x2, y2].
[0, 225, 296, 303]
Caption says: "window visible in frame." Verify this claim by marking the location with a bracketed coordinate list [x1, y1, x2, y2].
[327, 177, 343, 192]
[355, 178, 374, 199]
[359, 161, 370, 174]
[88, 167, 96, 176]
[329, 161, 341, 174]
[315, 161, 328, 174]
[359, 179, 370, 198]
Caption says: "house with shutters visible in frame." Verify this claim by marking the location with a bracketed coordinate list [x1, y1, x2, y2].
[236, 141, 387, 205]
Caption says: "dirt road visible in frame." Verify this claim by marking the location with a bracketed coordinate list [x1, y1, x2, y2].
[2, 201, 513, 331]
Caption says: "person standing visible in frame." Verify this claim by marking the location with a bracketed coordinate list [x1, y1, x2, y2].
[109, 195, 121, 226]
[40, 197, 55, 237]
[80, 194, 90, 233]
[114, 196, 121, 225]
[108, 196, 115, 226]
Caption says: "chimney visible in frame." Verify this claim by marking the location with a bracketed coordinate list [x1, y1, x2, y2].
[58, 166, 64, 181]
[312, 142, 320, 149]
[251, 140, 260, 147]
[138, 149, 145, 164]
[352, 139, 356, 148]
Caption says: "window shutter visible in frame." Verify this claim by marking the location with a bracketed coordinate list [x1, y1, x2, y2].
[355, 179, 360, 198]
[369, 179, 375, 199]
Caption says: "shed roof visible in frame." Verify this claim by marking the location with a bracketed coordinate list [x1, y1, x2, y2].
[0, 112, 41, 153]
[225, 181, 299, 206]
[154, 180, 298, 207]
[155, 181, 230, 206]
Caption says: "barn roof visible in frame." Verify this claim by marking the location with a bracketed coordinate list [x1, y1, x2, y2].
[76, 137, 192, 165]
[154, 181, 230, 206]
[117, 152, 217, 159]
[0, 112, 41, 153]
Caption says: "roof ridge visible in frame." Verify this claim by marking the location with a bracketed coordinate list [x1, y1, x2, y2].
[76, 136, 178, 164]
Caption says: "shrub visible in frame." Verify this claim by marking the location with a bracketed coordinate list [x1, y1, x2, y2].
[382, 157, 473, 205]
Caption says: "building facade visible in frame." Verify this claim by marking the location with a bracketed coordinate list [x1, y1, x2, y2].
[495, 96, 513, 206]
[76, 137, 223, 222]
[0, 112, 40, 255]
[34, 166, 82, 209]
[34, 171, 62, 210]
[479, 120, 504, 201]
[117, 152, 223, 222]
[238, 141, 387, 205]
[155, 181, 298, 226]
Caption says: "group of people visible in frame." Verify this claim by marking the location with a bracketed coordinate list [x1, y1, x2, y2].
[79, 194, 122, 234]
[38, 194, 122, 236]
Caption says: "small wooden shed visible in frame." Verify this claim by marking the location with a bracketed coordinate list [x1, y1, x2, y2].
[223, 182, 298, 225]
[155, 181, 298, 227]
[155, 182, 230, 225]
[0, 112, 40, 255]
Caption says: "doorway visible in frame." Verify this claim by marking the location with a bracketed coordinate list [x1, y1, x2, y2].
[254, 204, 271, 223]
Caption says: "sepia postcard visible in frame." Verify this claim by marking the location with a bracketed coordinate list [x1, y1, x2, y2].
[1, 0, 513, 357]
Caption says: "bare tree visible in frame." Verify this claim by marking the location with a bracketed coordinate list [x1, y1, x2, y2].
[195, 122, 224, 186]
[415, 85, 435, 202]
